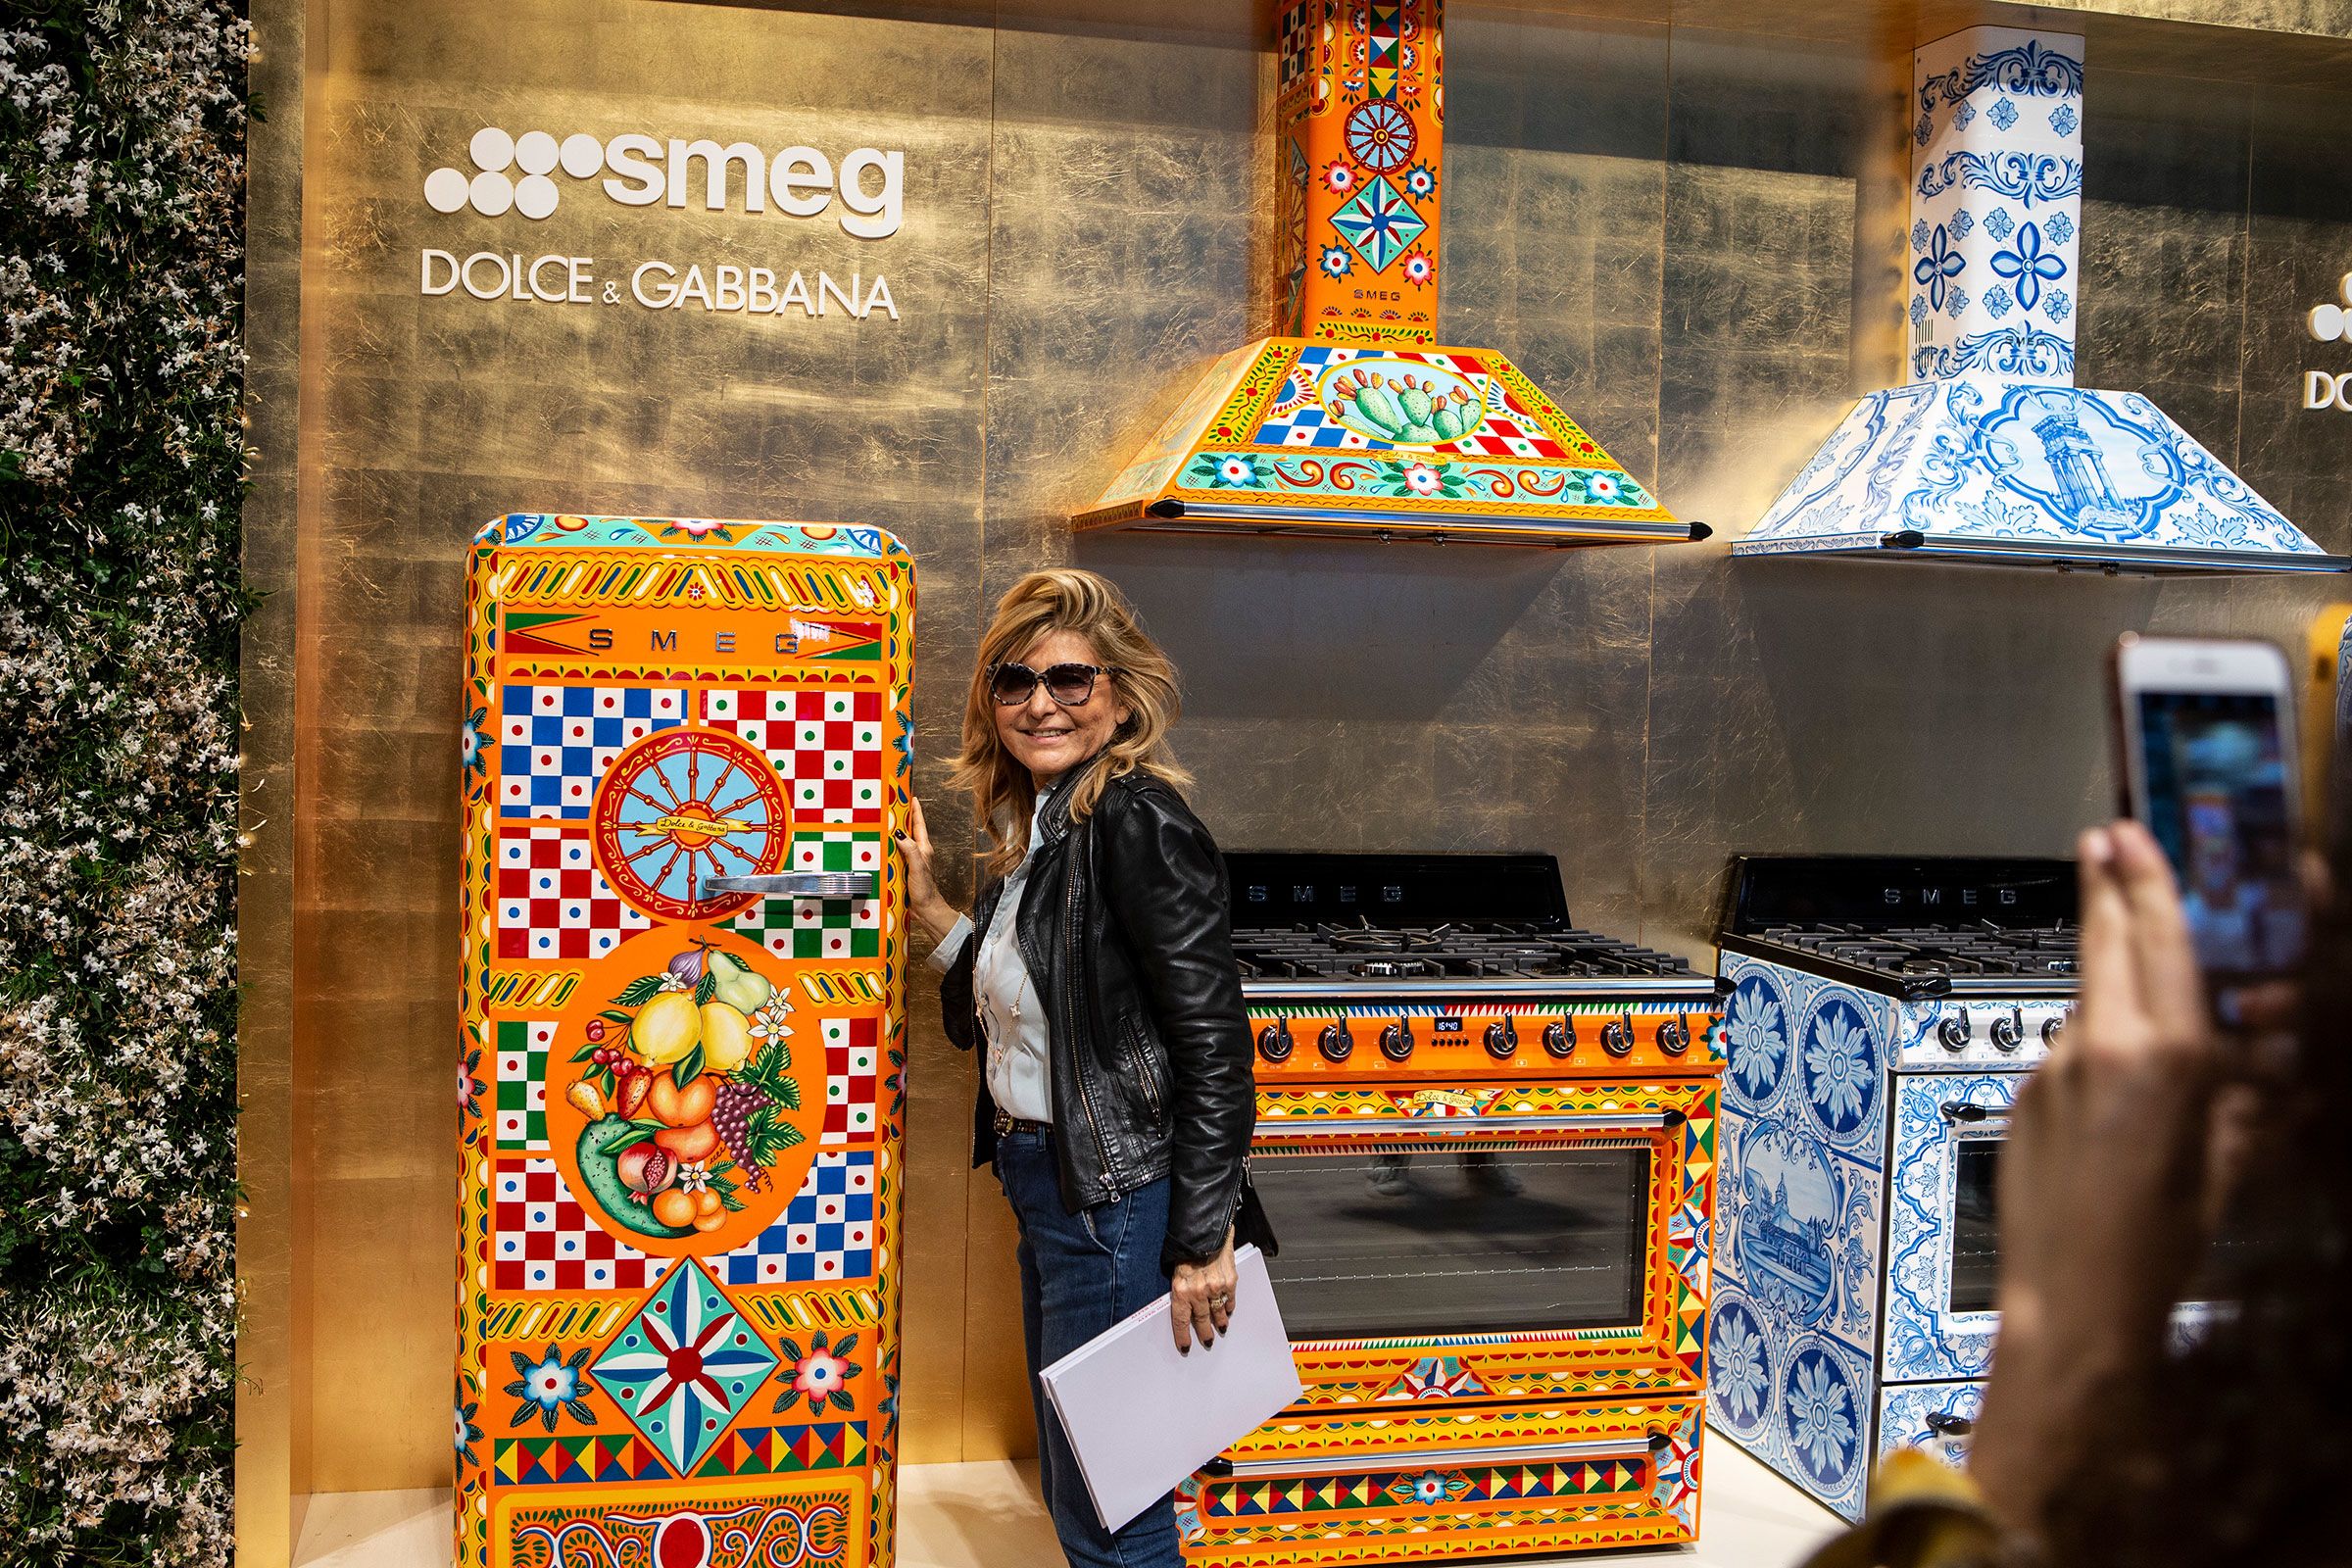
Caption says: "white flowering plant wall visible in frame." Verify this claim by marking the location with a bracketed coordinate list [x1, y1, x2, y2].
[0, 3, 247, 1564]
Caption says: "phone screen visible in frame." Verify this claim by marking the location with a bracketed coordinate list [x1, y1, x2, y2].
[2137, 690, 2306, 975]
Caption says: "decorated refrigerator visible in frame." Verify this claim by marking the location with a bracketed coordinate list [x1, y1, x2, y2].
[456, 514, 913, 1568]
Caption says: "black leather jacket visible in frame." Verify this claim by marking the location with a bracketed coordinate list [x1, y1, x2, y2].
[941, 759, 1256, 1270]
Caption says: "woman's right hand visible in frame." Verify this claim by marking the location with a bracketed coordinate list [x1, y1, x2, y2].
[1969, 821, 2221, 1543]
[895, 796, 960, 943]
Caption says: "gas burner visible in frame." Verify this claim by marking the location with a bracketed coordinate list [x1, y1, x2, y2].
[1230, 921, 1701, 983]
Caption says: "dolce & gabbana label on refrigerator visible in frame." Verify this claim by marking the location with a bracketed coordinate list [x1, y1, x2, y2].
[415, 126, 906, 322]
[2304, 270, 2352, 411]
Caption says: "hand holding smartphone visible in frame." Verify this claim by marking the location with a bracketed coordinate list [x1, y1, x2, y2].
[2110, 634, 2308, 987]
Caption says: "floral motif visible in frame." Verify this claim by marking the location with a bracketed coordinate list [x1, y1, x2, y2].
[1804, 1005, 1872, 1130]
[1913, 224, 1964, 312]
[2043, 287, 2072, 322]
[1910, 296, 1929, 327]
[1390, 1469, 1472, 1505]
[460, 1048, 484, 1118]
[2043, 211, 2074, 245]
[1949, 208, 1975, 239]
[1788, 1350, 1856, 1482]
[462, 705, 489, 775]
[1713, 1307, 1768, 1430]
[1986, 95, 2018, 130]
[775, 1330, 862, 1417]
[1318, 244, 1353, 279]
[1984, 284, 2013, 319]
[505, 1345, 597, 1431]
[1371, 459, 1468, 500]
[1983, 207, 2015, 242]
[1990, 220, 2067, 312]
[1910, 219, 1930, 254]
[1724, 979, 1786, 1099]
[1322, 160, 1355, 195]
[457, 1396, 484, 1468]
[2049, 102, 2078, 135]
[1401, 249, 1433, 285]
[1953, 100, 1976, 128]
[1187, 452, 1271, 490]
[656, 516, 734, 541]
[1944, 287, 1970, 320]
[1401, 161, 1437, 198]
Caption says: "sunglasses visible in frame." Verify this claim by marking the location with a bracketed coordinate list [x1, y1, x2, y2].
[988, 661, 1121, 707]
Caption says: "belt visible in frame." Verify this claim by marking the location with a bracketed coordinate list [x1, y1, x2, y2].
[994, 1108, 1053, 1139]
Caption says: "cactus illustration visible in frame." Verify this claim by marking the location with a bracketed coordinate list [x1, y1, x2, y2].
[1332, 368, 1485, 448]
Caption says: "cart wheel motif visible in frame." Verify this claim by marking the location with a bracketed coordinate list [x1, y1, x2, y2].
[591, 727, 788, 922]
[1345, 100, 1417, 172]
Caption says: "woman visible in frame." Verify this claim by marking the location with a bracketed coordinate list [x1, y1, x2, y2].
[896, 568, 1257, 1568]
[1812, 819, 2351, 1567]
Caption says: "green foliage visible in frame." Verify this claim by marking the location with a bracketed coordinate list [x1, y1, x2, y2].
[0, 2, 249, 1563]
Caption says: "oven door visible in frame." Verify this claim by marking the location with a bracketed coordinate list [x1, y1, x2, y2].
[1248, 1080, 1716, 1404]
[1883, 1072, 2016, 1384]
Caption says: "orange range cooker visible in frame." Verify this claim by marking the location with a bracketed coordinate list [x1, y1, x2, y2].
[1180, 854, 1725, 1565]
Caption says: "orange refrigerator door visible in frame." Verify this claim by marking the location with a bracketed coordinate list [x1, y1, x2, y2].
[457, 514, 913, 1568]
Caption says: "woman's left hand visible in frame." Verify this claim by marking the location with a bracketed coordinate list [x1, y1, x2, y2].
[1169, 1228, 1237, 1352]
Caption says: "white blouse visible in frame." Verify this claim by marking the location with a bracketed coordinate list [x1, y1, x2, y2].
[926, 810, 1053, 1123]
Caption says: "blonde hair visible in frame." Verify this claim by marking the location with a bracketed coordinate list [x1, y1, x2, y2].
[949, 568, 1192, 878]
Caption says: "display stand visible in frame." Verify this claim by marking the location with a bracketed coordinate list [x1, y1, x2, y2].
[456, 514, 913, 1568]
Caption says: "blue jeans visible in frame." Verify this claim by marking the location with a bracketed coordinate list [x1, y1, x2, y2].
[995, 1125, 1184, 1568]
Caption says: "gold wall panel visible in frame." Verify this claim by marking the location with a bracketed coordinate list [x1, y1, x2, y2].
[240, 0, 2352, 1527]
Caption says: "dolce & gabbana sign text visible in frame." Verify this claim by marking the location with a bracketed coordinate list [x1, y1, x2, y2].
[416, 126, 905, 322]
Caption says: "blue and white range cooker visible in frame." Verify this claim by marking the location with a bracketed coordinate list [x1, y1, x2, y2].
[1706, 857, 2076, 1521]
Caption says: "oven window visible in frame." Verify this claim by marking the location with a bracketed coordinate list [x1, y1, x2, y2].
[1951, 1136, 2250, 1316]
[1951, 1139, 2002, 1314]
[1251, 1141, 1650, 1341]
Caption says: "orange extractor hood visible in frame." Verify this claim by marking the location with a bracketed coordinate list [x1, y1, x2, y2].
[1074, 1, 1707, 549]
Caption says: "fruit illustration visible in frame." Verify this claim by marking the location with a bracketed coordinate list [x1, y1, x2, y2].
[645, 1072, 716, 1128]
[631, 991, 702, 1064]
[561, 940, 807, 1239]
[709, 950, 772, 1015]
[654, 1120, 722, 1163]
[710, 1038, 802, 1194]
[700, 1001, 754, 1074]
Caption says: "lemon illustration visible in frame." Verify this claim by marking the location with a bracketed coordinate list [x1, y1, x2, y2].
[632, 991, 703, 1065]
[700, 1001, 755, 1074]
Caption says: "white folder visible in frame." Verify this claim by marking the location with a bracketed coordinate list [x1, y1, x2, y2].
[1036, 1244, 1301, 1532]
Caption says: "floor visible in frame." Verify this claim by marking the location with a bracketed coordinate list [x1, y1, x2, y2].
[292, 1438, 1841, 1567]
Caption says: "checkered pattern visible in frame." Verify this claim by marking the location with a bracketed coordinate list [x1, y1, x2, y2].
[497, 685, 686, 818]
[730, 831, 883, 959]
[817, 1016, 880, 1146]
[494, 1019, 556, 1150]
[493, 1160, 673, 1292]
[496, 826, 652, 958]
[1446, 409, 1569, 460]
[713, 1152, 876, 1286]
[702, 687, 884, 822]
[1278, 1, 1313, 85]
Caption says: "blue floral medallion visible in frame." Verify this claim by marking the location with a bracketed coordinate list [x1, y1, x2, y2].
[1782, 1338, 1862, 1496]
[1723, 968, 1790, 1109]
[1709, 1296, 1773, 1440]
[1797, 992, 1879, 1143]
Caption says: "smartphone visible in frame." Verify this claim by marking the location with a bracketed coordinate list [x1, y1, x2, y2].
[2111, 634, 2307, 981]
[2306, 604, 2352, 855]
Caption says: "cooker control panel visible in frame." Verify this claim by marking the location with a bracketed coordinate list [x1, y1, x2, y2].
[1900, 1001, 2072, 1068]
[1245, 1001, 1724, 1080]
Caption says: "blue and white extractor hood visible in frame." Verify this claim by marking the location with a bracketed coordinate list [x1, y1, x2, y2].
[1738, 28, 2346, 575]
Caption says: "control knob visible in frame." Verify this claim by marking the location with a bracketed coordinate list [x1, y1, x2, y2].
[2041, 1012, 2067, 1047]
[1542, 1018, 1575, 1059]
[1989, 1007, 2023, 1054]
[1318, 1022, 1354, 1063]
[1937, 1008, 1971, 1053]
[1256, 1020, 1294, 1064]
[1484, 1015, 1519, 1061]
[1601, 1015, 1634, 1057]
[1379, 1020, 1415, 1062]
[1656, 1015, 1690, 1055]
